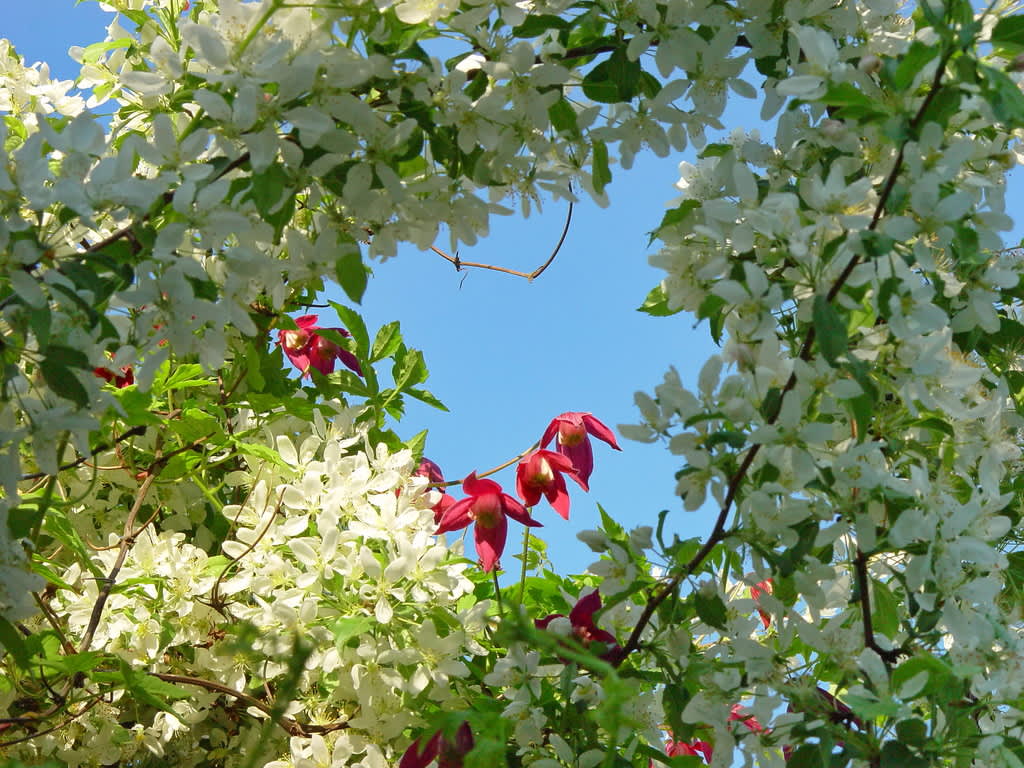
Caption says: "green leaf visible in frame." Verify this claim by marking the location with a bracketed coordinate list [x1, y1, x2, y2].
[979, 63, 1024, 126]
[896, 718, 928, 746]
[637, 284, 682, 317]
[336, 250, 370, 304]
[657, 200, 701, 233]
[822, 82, 889, 121]
[371, 321, 403, 362]
[230, 439, 288, 468]
[697, 293, 727, 344]
[40, 359, 89, 407]
[591, 140, 611, 194]
[880, 741, 928, 768]
[693, 590, 728, 630]
[0, 616, 30, 668]
[813, 295, 848, 365]
[42, 509, 104, 578]
[872, 579, 900, 638]
[331, 616, 373, 648]
[582, 49, 643, 103]
[93, 660, 191, 712]
[329, 302, 370, 355]
[511, 13, 570, 37]
[992, 14, 1024, 53]
[392, 347, 428, 391]
[36, 649, 106, 675]
[892, 42, 938, 91]
[406, 387, 448, 411]
[548, 98, 580, 138]
[159, 363, 209, 392]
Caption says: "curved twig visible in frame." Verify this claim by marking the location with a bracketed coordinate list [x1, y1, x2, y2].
[429, 201, 573, 281]
[150, 673, 349, 737]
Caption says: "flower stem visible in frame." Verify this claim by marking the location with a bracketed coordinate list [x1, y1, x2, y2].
[236, 0, 283, 58]
[518, 525, 531, 604]
[492, 569, 504, 617]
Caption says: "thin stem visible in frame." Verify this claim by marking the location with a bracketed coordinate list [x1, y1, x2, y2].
[518, 526, 531, 604]
[235, 0, 283, 57]
[429, 201, 573, 281]
[438, 442, 538, 488]
[492, 569, 504, 617]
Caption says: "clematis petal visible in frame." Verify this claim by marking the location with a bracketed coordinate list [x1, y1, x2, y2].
[337, 348, 363, 376]
[436, 498, 473, 534]
[462, 472, 503, 496]
[569, 590, 602, 627]
[294, 314, 319, 330]
[582, 412, 621, 449]
[543, 474, 571, 520]
[474, 511, 508, 571]
[558, 440, 594, 490]
[501, 494, 542, 527]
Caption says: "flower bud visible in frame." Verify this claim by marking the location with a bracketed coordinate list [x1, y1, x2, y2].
[858, 54, 882, 75]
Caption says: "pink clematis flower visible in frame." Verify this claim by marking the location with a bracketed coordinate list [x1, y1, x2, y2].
[750, 579, 773, 628]
[400, 722, 474, 768]
[515, 449, 584, 520]
[93, 365, 134, 389]
[540, 411, 621, 489]
[278, 314, 362, 377]
[729, 704, 765, 733]
[536, 590, 621, 662]
[414, 457, 457, 524]
[436, 473, 542, 572]
[665, 738, 713, 763]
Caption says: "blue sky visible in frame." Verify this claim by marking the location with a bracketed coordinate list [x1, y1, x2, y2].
[10, 2, 1022, 580]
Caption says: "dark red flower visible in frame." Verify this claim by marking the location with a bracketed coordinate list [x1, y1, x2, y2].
[436, 473, 542, 572]
[540, 412, 620, 489]
[750, 579, 773, 628]
[93, 365, 134, 388]
[665, 737, 712, 763]
[278, 314, 362, 377]
[729, 704, 765, 733]
[515, 449, 583, 520]
[536, 590, 620, 661]
[413, 458, 457, 524]
[400, 722, 474, 768]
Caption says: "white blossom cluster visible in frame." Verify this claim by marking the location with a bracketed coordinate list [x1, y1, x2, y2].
[6, 407, 484, 767]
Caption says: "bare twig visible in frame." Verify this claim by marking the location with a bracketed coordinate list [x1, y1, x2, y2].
[429, 201, 573, 281]
[150, 673, 349, 737]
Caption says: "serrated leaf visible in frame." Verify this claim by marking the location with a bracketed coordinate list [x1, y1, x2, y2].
[336, 250, 370, 304]
[40, 359, 89, 407]
[693, 590, 728, 630]
[371, 321, 403, 362]
[548, 97, 580, 138]
[637, 284, 682, 317]
[231, 439, 287, 468]
[406, 387, 448, 411]
[329, 302, 370, 354]
[992, 14, 1024, 53]
[813, 295, 847, 365]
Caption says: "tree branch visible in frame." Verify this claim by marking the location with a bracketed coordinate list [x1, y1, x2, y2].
[429, 201, 572, 281]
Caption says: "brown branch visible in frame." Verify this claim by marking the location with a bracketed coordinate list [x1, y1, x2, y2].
[615, 47, 955, 665]
[429, 201, 572, 281]
[0, 696, 101, 746]
[20, 425, 148, 481]
[853, 549, 904, 665]
[78, 470, 157, 655]
[150, 673, 348, 737]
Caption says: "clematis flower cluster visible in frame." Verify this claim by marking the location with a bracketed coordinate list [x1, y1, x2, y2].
[436, 412, 619, 571]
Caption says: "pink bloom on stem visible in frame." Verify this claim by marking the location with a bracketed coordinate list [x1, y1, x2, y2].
[729, 704, 765, 734]
[515, 449, 583, 520]
[750, 579, 773, 628]
[536, 590, 621, 662]
[436, 473, 541, 572]
[278, 314, 362, 377]
[93, 365, 134, 389]
[400, 722, 474, 768]
[540, 412, 620, 490]
[414, 457, 457, 524]
[665, 738, 713, 763]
